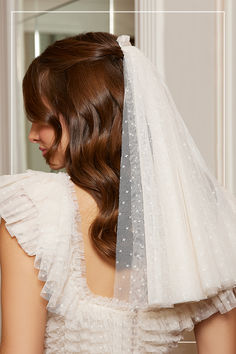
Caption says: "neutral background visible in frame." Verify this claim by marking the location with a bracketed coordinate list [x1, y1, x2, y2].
[0, 0, 235, 352]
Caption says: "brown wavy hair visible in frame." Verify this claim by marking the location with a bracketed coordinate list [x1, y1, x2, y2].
[22, 31, 125, 262]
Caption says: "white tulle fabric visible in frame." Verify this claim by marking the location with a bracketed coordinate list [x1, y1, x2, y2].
[1, 169, 236, 353]
[114, 35, 236, 309]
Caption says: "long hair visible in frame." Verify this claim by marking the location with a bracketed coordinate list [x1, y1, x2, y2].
[22, 31, 125, 262]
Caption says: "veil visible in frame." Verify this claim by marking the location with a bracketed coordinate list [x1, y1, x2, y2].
[113, 35, 236, 310]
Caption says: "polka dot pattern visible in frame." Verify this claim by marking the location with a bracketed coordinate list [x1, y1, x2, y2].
[113, 34, 236, 310]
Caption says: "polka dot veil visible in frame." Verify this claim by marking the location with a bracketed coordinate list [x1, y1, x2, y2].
[113, 35, 236, 310]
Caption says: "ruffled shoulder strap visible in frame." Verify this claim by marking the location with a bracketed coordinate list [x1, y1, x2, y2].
[0, 169, 74, 317]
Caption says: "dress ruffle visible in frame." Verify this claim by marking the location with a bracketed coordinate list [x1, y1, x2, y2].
[136, 287, 236, 352]
[0, 169, 75, 317]
[1, 169, 236, 353]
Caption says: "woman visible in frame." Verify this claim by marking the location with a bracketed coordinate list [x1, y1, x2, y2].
[1, 31, 236, 354]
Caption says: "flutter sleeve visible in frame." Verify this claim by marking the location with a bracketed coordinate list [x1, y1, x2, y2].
[0, 169, 74, 317]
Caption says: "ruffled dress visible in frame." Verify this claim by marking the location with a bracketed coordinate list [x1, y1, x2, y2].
[0, 169, 236, 354]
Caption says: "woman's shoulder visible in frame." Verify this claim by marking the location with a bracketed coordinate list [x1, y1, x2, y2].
[0, 168, 66, 188]
[0, 169, 69, 203]
[0, 169, 72, 242]
[0, 169, 76, 317]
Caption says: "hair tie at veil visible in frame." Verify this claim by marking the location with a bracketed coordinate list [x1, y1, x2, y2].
[116, 35, 132, 47]
[113, 34, 236, 311]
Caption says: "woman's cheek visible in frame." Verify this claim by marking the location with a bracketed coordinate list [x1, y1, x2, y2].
[39, 126, 55, 147]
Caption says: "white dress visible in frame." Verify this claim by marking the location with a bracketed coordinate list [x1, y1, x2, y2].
[0, 168, 236, 354]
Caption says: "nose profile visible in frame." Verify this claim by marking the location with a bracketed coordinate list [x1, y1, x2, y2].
[28, 123, 40, 143]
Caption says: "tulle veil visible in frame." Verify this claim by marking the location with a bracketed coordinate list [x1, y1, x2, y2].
[113, 35, 236, 310]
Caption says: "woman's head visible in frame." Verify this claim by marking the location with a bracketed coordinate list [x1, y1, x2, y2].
[24, 31, 124, 169]
[23, 31, 125, 261]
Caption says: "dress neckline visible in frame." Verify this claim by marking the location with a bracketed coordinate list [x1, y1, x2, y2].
[62, 171, 133, 310]
[25, 169, 135, 311]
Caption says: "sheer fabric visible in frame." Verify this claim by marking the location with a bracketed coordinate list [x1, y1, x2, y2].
[1, 170, 236, 353]
[114, 34, 236, 309]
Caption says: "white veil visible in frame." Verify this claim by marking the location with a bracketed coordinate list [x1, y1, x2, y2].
[114, 35, 236, 310]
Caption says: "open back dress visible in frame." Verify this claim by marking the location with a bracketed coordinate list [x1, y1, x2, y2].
[1, 168, 236, 353]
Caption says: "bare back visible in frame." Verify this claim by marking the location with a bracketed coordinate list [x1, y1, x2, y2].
[73, 183, 116, 298]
